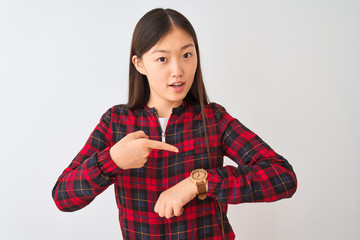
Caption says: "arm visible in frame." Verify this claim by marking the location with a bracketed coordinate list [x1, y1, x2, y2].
[207, 103, 297, 204]
[52, 107, 123, 212]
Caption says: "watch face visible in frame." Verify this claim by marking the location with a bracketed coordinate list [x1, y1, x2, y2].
[191, 169, 207, 180]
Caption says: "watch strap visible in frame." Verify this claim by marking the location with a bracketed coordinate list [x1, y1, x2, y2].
[197, 182, 207, 200]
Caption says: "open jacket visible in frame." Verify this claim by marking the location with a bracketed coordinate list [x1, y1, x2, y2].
[52, 101, 297, 240]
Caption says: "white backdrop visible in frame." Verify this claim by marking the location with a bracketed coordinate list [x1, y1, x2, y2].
[1, 0, 359, 239]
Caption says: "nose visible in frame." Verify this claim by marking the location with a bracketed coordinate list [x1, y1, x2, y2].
[171, 59, 183, 78]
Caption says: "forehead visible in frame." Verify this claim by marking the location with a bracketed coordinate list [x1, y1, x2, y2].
[151, 26, 195, 52]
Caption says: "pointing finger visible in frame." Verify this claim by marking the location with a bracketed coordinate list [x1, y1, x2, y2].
[146, 139, 179, 152]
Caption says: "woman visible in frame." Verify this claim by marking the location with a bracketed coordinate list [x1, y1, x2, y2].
[52, 8, 297, 240]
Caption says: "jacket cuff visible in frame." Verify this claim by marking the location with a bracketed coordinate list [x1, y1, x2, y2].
[96, 146, 123, 177]
[207, 169, 223, 199]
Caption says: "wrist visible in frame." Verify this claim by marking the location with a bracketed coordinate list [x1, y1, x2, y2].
[186, 177, 198, 196]
[109, 146, 125, 169]
[189, 169, 208, 200]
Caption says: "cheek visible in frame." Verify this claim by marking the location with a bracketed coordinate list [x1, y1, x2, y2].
[149, 65, 169, 78]
[146, 66, 164, 80]
[147, 69, 168, 88]
[188, 60, 198, 76]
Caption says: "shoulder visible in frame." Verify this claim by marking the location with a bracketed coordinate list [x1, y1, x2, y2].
[99, 103, 134, 123]
[185, 101, 231, 118]
[207, 102, 228, 116]
[188, 101, 226, 112]
[207, 102, 235, 123]
[208, 102, 226, 112]
[108, 103, 130, 115]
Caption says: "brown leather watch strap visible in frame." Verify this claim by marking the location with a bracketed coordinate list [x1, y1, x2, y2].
[197, 182, 207, 200]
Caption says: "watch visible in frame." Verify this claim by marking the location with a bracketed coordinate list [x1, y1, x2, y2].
[190, 169, 208, 200]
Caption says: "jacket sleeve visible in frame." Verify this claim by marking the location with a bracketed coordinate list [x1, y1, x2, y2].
[207, 103, 297, 204]
[52, 107, 124, 212]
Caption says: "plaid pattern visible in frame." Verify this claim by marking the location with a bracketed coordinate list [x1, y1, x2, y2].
[52, 101, 297, 239]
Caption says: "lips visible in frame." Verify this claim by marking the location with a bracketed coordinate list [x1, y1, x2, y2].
[169, 81, 185, 87]
[169, 82, 185, 92]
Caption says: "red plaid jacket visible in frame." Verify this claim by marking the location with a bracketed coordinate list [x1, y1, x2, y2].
[52, 100, 297, 239]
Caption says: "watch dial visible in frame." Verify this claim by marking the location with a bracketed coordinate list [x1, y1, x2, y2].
[192, 169, 207, 180]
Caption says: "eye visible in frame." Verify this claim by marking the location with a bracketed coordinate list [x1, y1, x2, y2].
[157, 57, 167, 62]
[183, 52, 192, 59]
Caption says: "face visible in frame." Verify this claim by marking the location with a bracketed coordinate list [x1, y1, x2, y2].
[132, 26, 198, 109]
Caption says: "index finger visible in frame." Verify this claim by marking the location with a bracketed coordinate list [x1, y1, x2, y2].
[145, 139, 179, 152]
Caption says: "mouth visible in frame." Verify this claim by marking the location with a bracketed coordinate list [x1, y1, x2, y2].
[169, 82, 185, 92]
[169, 82, 185, 87]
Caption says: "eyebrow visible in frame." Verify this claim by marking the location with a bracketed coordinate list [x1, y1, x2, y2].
[151, 43, 195, 55]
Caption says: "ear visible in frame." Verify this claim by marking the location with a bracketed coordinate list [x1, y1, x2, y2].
[132, 55, 147, 75]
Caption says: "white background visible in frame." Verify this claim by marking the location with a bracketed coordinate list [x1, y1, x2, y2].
[1, 0, 359, 239]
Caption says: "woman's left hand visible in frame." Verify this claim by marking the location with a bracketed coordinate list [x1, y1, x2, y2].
[154, 177, 197, 219]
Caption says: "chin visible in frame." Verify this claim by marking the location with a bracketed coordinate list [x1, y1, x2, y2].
[167, 97, 185, 105]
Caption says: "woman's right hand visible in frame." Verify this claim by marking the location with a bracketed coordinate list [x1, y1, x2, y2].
[109, 130, 179, 170]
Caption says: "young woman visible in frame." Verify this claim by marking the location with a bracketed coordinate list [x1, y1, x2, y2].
[52, 8, 297, 240]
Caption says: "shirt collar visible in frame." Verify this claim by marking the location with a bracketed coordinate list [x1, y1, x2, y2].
[144, 100, 189, 115]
